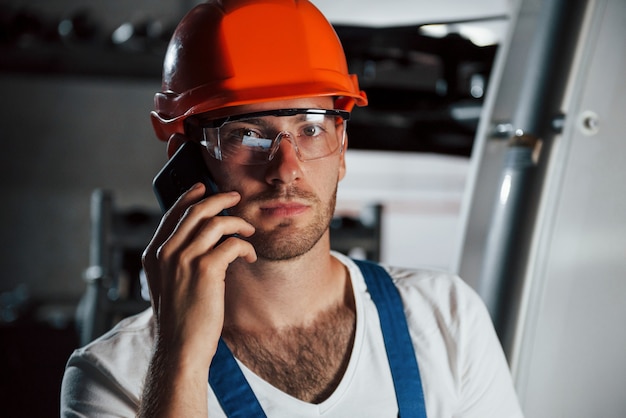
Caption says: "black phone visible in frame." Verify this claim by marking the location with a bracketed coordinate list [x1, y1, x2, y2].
[152, 141, 221, 213]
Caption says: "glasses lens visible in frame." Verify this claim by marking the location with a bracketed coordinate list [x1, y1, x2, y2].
[294, 113, 343, 161]
[201, 110, 347, 165]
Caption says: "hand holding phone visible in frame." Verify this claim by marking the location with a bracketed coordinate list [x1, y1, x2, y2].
[142, 142, 257, 392]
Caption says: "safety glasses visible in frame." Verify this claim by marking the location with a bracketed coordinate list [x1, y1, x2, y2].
[185, 108, 350, 165]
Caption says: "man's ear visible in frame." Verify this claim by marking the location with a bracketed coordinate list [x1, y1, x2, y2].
[166, 133, 187, 158]
[338, 134, 348, 181]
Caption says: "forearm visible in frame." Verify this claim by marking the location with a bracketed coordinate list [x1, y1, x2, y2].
[137, 340, 212, 418]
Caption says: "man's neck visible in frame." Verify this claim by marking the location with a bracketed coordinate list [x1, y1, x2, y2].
[222, 245, 351, 333]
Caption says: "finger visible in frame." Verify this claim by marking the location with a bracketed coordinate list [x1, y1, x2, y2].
[220, 237, 258, 264]
[141, 183, 209, 313]
[195, 238, 258, 276]
[167, 191, 241, 243]
[158, 216, 255, 273]
[145, 184, 239, 262]
[171, 183, 241, 221]
[143, 183, 207, 261]
[160, 198, 250, 258]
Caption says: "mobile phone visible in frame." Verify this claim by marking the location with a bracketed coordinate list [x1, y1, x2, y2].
[152, 141, 221, 213]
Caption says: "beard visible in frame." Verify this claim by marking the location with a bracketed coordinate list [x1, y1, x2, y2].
[231, 184, 338, 261]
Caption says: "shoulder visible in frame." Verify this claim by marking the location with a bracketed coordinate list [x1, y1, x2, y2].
[71, 307, 155, 368]
[383, 266, 523, 416]
[339, 256, 522, 416]
[383, 265, 489, 335]
[339, 253, 492, 343]
[62, 308, 155, 412]
[385, 265, 480, 310]
[335, 252, 489, 336]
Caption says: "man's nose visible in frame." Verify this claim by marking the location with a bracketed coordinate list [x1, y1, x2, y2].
[264, 135, 302, 184]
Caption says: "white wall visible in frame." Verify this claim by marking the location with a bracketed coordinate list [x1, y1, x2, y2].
[338, 151, 468, 271]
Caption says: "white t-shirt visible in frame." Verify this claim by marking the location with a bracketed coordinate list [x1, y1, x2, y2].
[61, 253, 524, 417]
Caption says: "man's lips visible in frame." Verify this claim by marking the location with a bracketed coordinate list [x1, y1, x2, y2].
[259, 202, 310, 217]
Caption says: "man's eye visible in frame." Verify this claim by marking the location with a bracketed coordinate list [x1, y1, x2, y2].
[302, 125, 324, 137]
[229, 127, 263, 140]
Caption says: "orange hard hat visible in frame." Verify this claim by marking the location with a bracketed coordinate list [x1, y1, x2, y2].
[150, 0, 368, 143]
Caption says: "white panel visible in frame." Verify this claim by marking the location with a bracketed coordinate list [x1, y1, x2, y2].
[337, 150, 468, 271]
[513, 1, 626, 416]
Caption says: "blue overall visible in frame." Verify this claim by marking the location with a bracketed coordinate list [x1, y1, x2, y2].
[208, 259, 427, 417]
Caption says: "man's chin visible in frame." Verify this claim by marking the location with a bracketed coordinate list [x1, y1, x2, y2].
[247, 224, 326, 261]
[249, 234, 316, 261]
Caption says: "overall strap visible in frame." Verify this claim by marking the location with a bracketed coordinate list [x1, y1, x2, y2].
[352, 259, 427, 418]
[209, 338, 267, 417]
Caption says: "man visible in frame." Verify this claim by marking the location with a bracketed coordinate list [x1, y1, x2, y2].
[61, 1, 524, 416]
